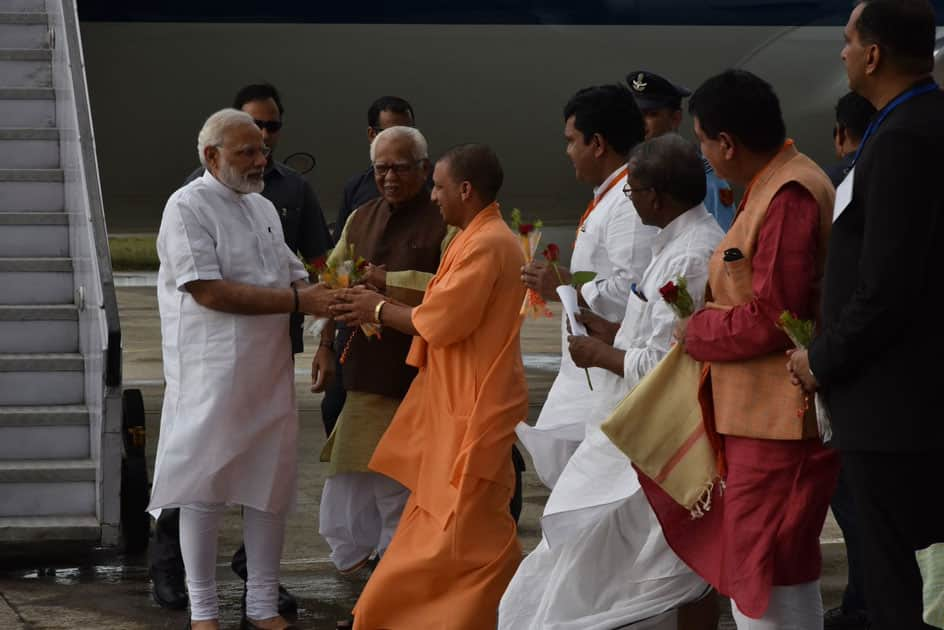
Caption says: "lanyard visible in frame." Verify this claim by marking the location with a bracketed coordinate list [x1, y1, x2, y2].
[576, 165, 629, 239]
[852, 82, 939, 165]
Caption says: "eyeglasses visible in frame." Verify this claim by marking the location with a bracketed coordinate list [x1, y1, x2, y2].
[218, 144, 272, 160]
[622, 185, 655, 199]
[254, 119, 283, 133]
[373, 161, 421, 177]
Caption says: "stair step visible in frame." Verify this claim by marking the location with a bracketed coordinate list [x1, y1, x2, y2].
[0, 305, 78, 352]
[0, 127, 57, 140]
[0, 405, 90, 458]
[0, 463, 96, 517]
[0, 366, 83, 405]
[0, 11, 44, 23]
[0, 257, 71, 272]
[0, 168, 62, 182]
[0, 352, 83, 371]
[0, 86, 50, 99]
[0, 48, 51, 89]
[0, 304, 76, 320]
[0, 0, 45, 11]
[0, 258, 73, 305]
[0, 13, 48, 50]
[0, 127, 58, 169]
[0, 405, 88, 425]
[0, 48, 49, 60]
[0, 170, 65, 213]
[0, 215, 68, 256]
[0, 458, 95, 482]
[0, 515, 100, 543]
[0, 211, 66, 225]
[0, 87, 54, 128]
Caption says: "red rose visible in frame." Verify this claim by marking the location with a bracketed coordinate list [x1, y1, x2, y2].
[519, 223, 534, 235]
[542, 243, 560, 262]
[355, 258, 369, 272]
[309, 255, 327, 270]
[659, 281, 679, 303]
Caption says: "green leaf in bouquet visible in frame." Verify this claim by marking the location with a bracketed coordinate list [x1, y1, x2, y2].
[570, 271, 597, 286]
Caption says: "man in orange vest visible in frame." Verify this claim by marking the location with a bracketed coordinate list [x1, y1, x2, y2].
[638, 69, 840, 629]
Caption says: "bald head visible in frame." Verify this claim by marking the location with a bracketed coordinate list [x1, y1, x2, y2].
[437, 143, 504, 204]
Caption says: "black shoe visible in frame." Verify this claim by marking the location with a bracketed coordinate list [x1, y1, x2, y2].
[240, 615, 298, 630]
[240, 584, 298, 619]
[824, 606, 870, 629]
[151, 568, 188, 610]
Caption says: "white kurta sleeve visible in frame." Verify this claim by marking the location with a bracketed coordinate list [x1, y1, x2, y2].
[159, 195, 222, 291]
[282, 242, 309, 283]
[580, 201, 653, 315]
[622, 256, 711, 386]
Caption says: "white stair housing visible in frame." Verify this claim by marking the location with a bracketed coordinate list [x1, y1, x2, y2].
[0, 0, 122, 546]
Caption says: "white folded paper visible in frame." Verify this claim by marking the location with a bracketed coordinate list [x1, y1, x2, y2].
[556, 285, 587, 336]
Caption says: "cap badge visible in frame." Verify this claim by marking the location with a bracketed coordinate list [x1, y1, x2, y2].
[632, 73, 648, 92]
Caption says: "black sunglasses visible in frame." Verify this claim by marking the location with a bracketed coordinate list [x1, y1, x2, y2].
[254, 119, 283, 133]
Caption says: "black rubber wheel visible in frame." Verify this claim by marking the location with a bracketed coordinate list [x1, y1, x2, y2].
[120, 388, 150, 553]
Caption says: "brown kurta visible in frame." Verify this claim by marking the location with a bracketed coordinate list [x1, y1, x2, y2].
[321, 194, 451, 476]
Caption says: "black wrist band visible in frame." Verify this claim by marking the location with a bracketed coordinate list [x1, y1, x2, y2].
[291, 285, 299, 314]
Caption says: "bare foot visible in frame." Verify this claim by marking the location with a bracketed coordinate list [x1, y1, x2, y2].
[190, 620, 221, 630]
[246, 615, 293, 629]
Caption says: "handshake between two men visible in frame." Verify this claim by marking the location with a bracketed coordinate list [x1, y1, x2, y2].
[305, 263, 416, 394]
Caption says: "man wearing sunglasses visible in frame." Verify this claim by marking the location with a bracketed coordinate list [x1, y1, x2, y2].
[151, 83, 332, 618]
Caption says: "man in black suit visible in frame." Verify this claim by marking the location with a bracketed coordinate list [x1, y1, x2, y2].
[788, 2, 944, 629]
[822, 89, 877, 630]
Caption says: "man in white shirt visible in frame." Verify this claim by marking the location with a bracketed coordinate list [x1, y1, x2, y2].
[148, 108, 335, 630]
[500, 133, 724, 630]
[519, 84, 656, 488]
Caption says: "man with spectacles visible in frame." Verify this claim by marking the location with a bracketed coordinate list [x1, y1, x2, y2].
[335, 96, 416, 238]
[317, 127, 451, 628]
[501, 133, 724, 630]
[320, 96, 416, 457]
[151, 83, 331, 618]
[149, 108, 339, 630]
[627, 70, 736, 232]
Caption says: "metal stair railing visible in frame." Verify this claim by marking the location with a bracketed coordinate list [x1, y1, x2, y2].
[46, 0, 122, 545]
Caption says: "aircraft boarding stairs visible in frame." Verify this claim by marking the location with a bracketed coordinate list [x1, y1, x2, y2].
[0, 0, 147, 551]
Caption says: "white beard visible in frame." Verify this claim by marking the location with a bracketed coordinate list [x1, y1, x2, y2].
[218, 161, 264, 194]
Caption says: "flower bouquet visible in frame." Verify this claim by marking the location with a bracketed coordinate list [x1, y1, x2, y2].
[510, 208, 552, 319]
[305, 245, 381, 363]
[778, 310, 831, 442]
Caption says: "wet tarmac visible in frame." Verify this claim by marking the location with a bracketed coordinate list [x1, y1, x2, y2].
[0, 286, 849, 629]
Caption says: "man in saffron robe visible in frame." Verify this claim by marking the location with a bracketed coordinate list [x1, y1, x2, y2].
[332, 143, 527, 630]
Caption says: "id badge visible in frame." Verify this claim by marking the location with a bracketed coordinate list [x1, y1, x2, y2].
[833, 166, 854, 222]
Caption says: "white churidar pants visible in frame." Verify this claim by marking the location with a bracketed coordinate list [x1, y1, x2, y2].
[318, 471, 409, 572]
[179, 503, 287, 622]
[731, 580, 823, 630]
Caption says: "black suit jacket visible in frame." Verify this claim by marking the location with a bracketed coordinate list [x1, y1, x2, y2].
[809, 81, 944, 452]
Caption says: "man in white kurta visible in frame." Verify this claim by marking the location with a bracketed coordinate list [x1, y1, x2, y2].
[147, 109, 333, 630]
[501, 134, 725, 630]
[519, 84, 656, 489]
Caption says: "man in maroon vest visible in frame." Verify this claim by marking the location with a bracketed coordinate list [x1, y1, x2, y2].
[318, 127, 452, 599]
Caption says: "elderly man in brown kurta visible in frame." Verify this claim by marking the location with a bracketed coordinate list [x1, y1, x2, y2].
[333, 143, 528, 630]
[318, 126, 453, 589]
